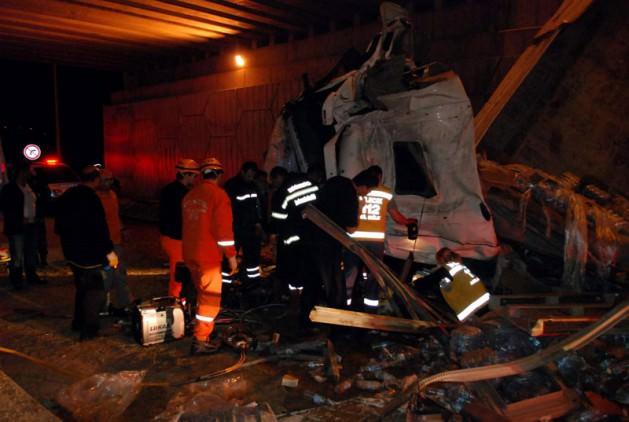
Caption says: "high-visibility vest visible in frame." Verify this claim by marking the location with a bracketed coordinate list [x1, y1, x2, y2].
[350, 185, 393, 241]
[439, 262, 490, 321]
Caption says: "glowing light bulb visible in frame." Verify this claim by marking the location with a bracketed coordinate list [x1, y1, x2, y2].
[234, 54, 246, 67]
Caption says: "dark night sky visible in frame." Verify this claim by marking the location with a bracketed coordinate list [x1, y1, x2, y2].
[0, 59, 122, 170]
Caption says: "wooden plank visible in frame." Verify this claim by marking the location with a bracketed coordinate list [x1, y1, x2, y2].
[489, 293, 615, 310]
[163, 0, 302, 31]
[71, 0, 238, 36]
[506, 303, 612, 318]
[530, 316, 599, 337]
[475, 0, 593, 146]
[309, 306, 439, 333]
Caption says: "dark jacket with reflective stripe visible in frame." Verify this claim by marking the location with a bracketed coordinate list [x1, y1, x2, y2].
[270, 173, 318, 244]
[224, 175, 262, 236]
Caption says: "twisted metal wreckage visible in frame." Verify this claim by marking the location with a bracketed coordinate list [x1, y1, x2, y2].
[263, 0, 628, 419]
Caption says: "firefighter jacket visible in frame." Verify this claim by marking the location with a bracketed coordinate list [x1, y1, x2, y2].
[223, 176, 262, 236]
[439, 261, 490, 321]
[159, 180, 189, 240]
[316, 176, 359, 235]
[351, 184, 393, 242]
[182, 180, 236, 265]
[270, 174, 319, 246]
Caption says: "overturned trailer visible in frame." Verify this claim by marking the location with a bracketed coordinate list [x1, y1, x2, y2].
[265, 2, 499, 265]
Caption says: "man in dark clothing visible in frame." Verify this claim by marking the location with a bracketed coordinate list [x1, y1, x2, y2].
[312, 174, 378, 312]
[0, 163, 44, 289]
[159, 158, 199, 297]
[223, 161, 264, 285]
[270, 172, 320, 326]
[55, 166, 118, 340]
[30, 171, 51, 267]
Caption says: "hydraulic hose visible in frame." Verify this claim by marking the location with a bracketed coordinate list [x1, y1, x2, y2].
[0, 346, 80, 379]
[418, 300, 629, 391]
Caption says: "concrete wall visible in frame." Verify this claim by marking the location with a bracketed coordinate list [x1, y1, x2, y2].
[104, 0, 562, 199]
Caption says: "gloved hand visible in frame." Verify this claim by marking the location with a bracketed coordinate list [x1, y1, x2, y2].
[106, 251, 119, 269]
[228, 255, 238, 275]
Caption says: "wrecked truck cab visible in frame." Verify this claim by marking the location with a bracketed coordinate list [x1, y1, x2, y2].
[326, 73, 499, 264]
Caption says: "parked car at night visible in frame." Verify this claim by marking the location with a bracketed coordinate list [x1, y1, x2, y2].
[31, 158, 80, 199]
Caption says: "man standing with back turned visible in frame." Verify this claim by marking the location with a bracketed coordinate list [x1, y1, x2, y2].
[159, 158, 199, 297]
[183, 157, 238, 355]
[55, 165, 118, 340]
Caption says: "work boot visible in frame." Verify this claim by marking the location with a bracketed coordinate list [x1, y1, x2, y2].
[27, 273, 47, 285]
[190, 335, 222, 356]
[9, 267, 24, 290]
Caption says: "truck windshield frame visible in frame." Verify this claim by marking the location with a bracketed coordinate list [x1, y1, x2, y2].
[393, 141, 437, 198]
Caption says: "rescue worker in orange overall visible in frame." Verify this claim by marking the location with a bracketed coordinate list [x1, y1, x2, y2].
[182, 157, 238, 355]
[159, 158, 199, 297]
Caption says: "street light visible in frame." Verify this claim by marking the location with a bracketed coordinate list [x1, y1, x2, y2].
[234, 54, 246, 67]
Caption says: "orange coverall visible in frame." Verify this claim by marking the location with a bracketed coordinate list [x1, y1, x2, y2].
[161, 236, 183, 297]
[182, 180, 236, 341]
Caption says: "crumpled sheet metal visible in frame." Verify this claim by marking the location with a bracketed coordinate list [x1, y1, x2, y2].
[479, 159, 627, 287]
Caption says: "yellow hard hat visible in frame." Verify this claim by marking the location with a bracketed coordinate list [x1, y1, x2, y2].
[176, 158, 200, 173]
[200, 157, 223, 173]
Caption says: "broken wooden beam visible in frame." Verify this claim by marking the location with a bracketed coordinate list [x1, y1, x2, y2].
[310, 306, 440, 333]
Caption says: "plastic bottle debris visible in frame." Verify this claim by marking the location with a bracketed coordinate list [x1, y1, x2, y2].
[449, 326, 485, 359]
[422, 384, 474, 413]
[556, 353, 596, 390]
[304, 390, 336, 406]
[281, 374, 299, 388]
[497, 371, 558, 403]
[355, 380, 384, 391]
[56, 370, 146, 422]
[334, 379, 353, 394]
[373, 370, 399, 388]
[309, 369, 327, 384]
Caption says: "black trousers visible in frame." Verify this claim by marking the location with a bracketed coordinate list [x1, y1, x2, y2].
[71, 266, 106, 339]
[223, 232, 261, 284]
[291, 239, 322, 328]
[308, 239, 344, 315]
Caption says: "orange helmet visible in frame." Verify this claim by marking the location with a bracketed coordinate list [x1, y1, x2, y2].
[176, 158, 200, 174]
[200, 157, 223, 174]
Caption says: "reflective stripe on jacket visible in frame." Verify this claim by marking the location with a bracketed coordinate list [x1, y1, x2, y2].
[352, 185, 392, 241]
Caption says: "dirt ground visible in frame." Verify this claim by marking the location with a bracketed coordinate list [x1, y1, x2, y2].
[0, 218, 412, 420]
